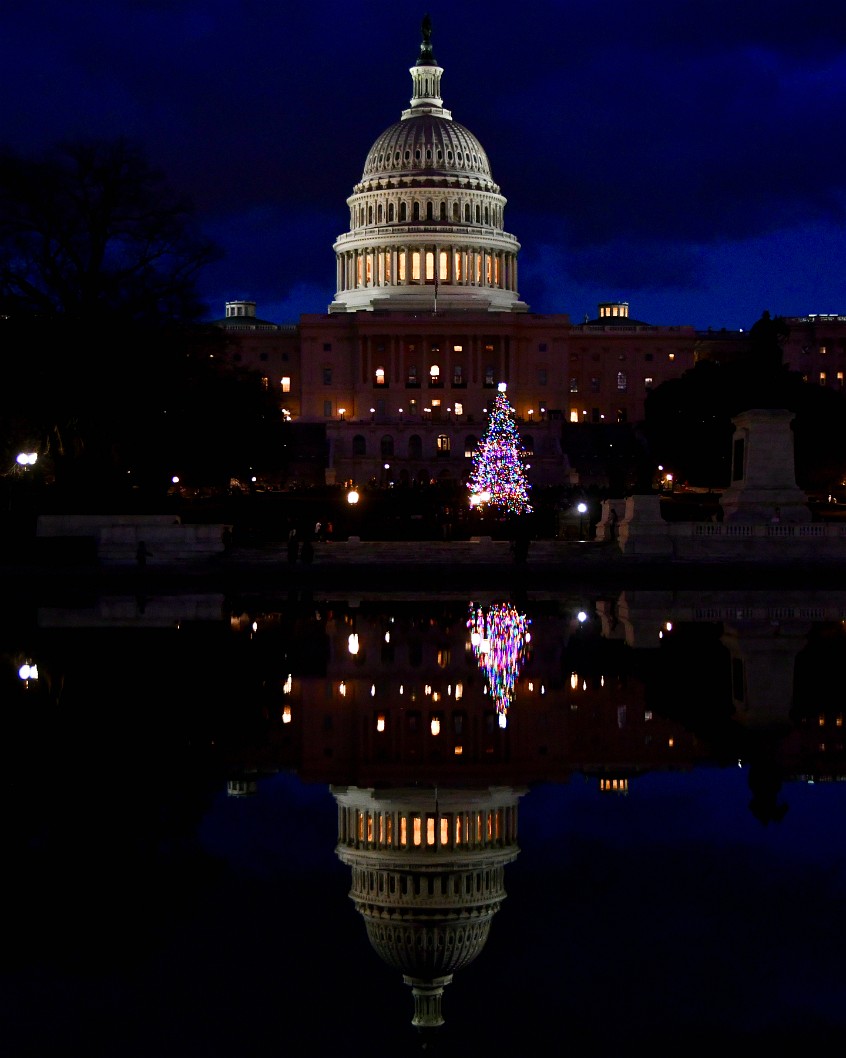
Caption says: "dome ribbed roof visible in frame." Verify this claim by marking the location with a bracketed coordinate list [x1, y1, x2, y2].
[361, 116, 494, 186]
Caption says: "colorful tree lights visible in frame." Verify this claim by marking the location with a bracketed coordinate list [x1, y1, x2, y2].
[467, 383, 532, 515]
[467, 602, 531, 726]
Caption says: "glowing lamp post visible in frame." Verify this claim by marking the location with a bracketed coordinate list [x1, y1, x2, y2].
[577, 501, 588, 539]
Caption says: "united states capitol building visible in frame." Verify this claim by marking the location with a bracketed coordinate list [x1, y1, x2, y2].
[215, 19, 845, 492]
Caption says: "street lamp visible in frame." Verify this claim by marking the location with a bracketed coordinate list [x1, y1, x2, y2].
[16, 452, 37, 467]
[576, 501, 588, 539]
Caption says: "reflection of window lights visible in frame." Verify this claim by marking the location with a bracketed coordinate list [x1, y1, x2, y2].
[281, 376, 291, 393]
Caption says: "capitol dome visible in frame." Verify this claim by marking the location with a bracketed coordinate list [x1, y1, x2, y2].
[329, 17, 527, 313]
[333, 784, 523, 1030]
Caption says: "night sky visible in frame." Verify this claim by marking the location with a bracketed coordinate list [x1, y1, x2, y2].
[5, 1, 846, 330]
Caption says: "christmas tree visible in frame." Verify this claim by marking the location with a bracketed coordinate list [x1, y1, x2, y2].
[467, 382, 532, 514]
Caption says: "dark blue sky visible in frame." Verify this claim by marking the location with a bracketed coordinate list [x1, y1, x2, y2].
[6, 0, 846, 330]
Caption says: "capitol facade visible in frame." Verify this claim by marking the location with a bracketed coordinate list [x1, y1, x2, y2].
[214, 19, 839, 492]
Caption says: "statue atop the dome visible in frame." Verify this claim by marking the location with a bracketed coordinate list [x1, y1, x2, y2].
[417, 13, 436, 65]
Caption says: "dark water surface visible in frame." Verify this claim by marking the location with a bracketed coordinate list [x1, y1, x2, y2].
[3, 585, 846, 1056]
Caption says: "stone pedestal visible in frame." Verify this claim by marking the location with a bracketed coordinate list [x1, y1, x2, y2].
[617, 494, 673, 555]
[719, 408, 811, 523]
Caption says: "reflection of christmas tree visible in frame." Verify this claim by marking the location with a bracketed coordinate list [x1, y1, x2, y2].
[467, 602, 532, 727]
[467, 383, 532, 514]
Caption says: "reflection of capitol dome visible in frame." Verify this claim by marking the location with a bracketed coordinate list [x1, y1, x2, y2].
[333, 785, 524, 1030]
[330, 17, 527, 314]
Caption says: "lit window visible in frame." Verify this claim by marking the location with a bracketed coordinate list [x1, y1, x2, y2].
[569, 377, 578, 393]
[375, 367, 386, 385]
[261, 376, 269, 390]
[820, 371, 827, 385]
[668, 352, 675, 360]
[437, 434, 451, 455]
[430, 364, 440, 380]
[281, 376, 291, 393]
[454, 401, 463, 416]
[616, 371, 628, 391]
[569, 410, 579, 422]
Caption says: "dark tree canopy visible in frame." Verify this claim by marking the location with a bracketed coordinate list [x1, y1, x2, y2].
[0, 137, 219, 323]
[643, 311, 846, 493]
[0, 138, 283, 500]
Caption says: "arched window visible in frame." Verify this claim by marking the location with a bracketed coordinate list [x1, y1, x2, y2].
[464, 203, 471, 222]
[439, 202, 447, 220]
[375, 367, 386, 386]
[377, 204, 383, 222]
[408, 434, 423, 458]
[352, 435, 366, 456]
[413, 201, 421, 221]
[368, 205, 373, 224]
[453, 202, 460, 221]
[436, 434, 451, 457]
[380, 435, 394, 458]
[426, 201, 434, 220]
[388, 203, 395, 221]
[464, 435, 477, 458]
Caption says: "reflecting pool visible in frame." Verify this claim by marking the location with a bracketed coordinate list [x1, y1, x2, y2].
[4, 586, 846, 1056]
